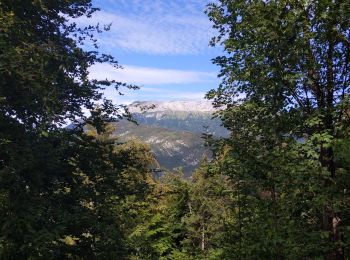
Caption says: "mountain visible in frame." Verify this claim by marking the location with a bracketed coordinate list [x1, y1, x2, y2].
[115, 100, 227, 175]
[114, 120, 208, 175]
[128, 100, 228, 137]
[128, 100, 216, 113]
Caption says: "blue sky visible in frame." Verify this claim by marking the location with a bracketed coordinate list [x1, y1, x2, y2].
[80, 0, 221, 103]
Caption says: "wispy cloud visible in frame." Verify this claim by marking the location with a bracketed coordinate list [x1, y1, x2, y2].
[75, 1, 218, 103]
[89, 63, 217, 85]
[138, 87, 206, 100]
[76, 0, 214, 55]
[103, 87, 206, 104]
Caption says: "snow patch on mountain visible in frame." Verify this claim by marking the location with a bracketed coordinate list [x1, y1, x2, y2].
[129, 100, 216, 113]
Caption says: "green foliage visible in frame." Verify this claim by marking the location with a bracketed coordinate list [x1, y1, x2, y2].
[0, 1, 152, 258]
[129, 161, 235, 260]
[0, 122, 157, 258]
[206, 0, 350, 258]
[182, 159, 232, 259]
[129, 170, 190, 259]
[1, 0, 349, 258]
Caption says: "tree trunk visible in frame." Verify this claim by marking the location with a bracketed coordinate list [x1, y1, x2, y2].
[201, 224, 205, 252]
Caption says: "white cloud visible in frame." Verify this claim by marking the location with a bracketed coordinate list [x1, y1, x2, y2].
[75, 0, 214, 55]
[89, 63, 216, 85]
[73, 1, 218, 103]
[138, 87, 206, 99]
[103, 87, 206, 104]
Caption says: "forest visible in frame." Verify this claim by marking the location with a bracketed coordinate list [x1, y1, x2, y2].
[0, 0, 349, 259]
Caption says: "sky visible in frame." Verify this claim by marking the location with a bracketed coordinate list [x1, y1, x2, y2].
[80, 0, 221, 104]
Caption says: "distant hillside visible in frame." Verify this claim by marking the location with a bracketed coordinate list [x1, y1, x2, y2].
[114, 100, 227, 175]
[114, 120, 209, 175]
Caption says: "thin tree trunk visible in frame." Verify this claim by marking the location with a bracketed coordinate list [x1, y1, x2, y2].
[201, 224, 205, 251]
[322, 24, 344, 259]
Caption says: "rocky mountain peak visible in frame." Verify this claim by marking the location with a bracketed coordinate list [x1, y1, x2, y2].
[128, 100, 216, 113]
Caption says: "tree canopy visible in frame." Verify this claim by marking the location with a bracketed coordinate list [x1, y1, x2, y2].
[0, 1, 150, 258]
[0, 0, 349, 259]
[206, 0, 350, 258]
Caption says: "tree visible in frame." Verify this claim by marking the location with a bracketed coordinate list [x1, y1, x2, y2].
[182, 158, 233, 259]
[0, 0, 137, 131]
[129, 169, 191, 259]
[206, 0, 350, 258]
[128, 160, 235, 260]
[0, 1, 151, 258]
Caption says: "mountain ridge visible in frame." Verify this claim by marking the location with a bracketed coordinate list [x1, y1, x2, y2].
[128, 100, 216, 113]
[128, 100, 228, 137]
